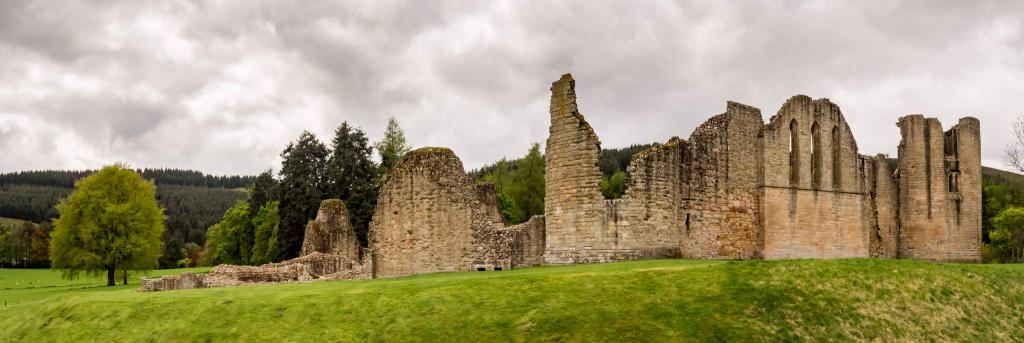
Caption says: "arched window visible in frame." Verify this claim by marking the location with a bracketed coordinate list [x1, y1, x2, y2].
[790, 119, 799, 186]
[832, 126, 841, 189]
[811, 122, 821, 188]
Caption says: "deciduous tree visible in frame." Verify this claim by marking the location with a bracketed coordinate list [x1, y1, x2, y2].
[49, 164, 164, 286]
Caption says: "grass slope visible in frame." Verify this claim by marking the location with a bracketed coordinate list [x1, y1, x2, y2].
[1, 260, 1023, 342]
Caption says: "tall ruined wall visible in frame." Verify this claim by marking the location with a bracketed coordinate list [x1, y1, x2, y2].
[543, 74, 625, 263]
[368, 147, 543, 276]
[761, 96, 871, 259]
[897, 116, 981, 262]
[866, 155, 899, 258]
[543, 74, 762, 262]
[368, 147, 484, 277]
[300, 199, 361, 262]
[606, 102, 762, 259]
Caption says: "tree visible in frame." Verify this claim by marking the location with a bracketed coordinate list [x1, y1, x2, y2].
[49, 164, 165, 286]
[475, 143, 546, 224]
[1007, 115, 1024, 173]
[247, 170, 278, 218]
[375, 117, 411, 177]
[601, 170, 628, 199]
[277, 131, 329, 260]
[203, 201, 254, 265]
[990, 206, 1024, 262]
[250, 201, 280, 265]
[325, 122, 379, 247]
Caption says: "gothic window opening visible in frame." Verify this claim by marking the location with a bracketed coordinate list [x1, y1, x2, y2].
[811, 122, 822, 188]
[832, 126, 841, 189]
[790, 119, 800, 186]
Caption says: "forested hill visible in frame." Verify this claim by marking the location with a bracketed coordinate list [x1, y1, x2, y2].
[0, 169, 255, 268]
[0, 168, 254, 189]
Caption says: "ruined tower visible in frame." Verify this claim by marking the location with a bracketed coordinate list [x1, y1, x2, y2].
[897, 116, 981, 262]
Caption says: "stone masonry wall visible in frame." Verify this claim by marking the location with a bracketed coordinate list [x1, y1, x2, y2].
[367, 147, 538, 276]
[897, 115, 981, 262]
[867, 155, 899, 258]
[300, 199, 361, 262]
[543, 74, 622, 263]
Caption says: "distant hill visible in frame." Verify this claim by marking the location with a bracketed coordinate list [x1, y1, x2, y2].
[0, 169, 255, 268]
[982, 166, 1024, 185]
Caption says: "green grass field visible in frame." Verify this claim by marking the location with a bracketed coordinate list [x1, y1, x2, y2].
[1, 259, 1022, 342]
[0, 216, 28, 227]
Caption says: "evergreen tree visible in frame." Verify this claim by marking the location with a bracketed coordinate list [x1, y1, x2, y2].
[49, 164, 164, 286]
[277, 131, 329, 260]
[248, 170, 278, 218]
[326, 122, 379, 247]
[375, 117, 411, 177]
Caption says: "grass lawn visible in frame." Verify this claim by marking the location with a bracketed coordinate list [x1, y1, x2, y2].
[1, 259, 1022, 342]
[0, 216, 28, 227]
[0, 267, 210, 304]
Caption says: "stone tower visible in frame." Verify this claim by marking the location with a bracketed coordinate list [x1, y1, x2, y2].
[543, 74, 610, 263]
[897, 116, 981, 262]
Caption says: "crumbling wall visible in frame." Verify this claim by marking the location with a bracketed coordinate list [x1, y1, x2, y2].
[140, 252, 369, 292]
[761, 95, 871, 259]
[542, 74, 613, 263]
[368, 147, 501, 277]
[475, 183, 506, 227]
[543, 74, 762, 263]
[473, 215, 546, 270]
[300, 199, 361, 262]
[897, 116, 981, 262]
[142, 200, 369, 292]
[866, 155, 899, 258]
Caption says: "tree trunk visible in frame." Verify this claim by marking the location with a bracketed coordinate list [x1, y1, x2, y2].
[107, 268, 115, 286]
[123, 270, 128, 285]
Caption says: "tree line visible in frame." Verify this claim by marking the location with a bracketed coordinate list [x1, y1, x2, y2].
[0, 168, 254, 189]
[201, 118, 410, 265]
[0, 173, 249, 268]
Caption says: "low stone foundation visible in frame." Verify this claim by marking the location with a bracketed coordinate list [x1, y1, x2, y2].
[141, 252, 370, 292]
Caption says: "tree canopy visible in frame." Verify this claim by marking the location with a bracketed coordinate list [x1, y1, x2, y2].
[49, 164, 165, 286]
[375, 117, 411, 177]
[277, 131, 329, 260]
[326, 122, 379, 247]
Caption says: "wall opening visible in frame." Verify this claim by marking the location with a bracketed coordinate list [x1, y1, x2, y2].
[831, 126, 841, 189]
[790, 119, 800, 186]
[811, 122, 821, 189]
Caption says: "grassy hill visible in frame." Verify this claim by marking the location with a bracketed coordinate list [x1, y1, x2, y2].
[1, 259, 1023, 342]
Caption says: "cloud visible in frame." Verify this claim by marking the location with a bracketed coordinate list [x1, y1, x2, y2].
[0, 0, 1020, 175]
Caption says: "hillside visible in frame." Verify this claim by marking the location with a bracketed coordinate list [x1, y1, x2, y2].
[1, 259, 1022, 342]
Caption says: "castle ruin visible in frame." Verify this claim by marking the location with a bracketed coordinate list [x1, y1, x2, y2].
[142, 73, 981, 291]
[543, 73, 980, 263]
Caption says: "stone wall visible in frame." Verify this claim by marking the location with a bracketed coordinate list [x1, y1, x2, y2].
[867, 155, 899, 258]
[540, 74, 978, 263]
[897, 115, 982, 262]
[760, 95, 871, 259]
[367, 147, 538, 277]
[300, 199, 361, 262]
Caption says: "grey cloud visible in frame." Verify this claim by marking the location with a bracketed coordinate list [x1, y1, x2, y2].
[0, 0, 1020, 175]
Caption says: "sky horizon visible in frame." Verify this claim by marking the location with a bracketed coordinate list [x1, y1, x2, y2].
[1, 1, 1021, 175]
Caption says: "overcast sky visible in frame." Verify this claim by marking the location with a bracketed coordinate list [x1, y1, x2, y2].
[0, 1, 1021, 175]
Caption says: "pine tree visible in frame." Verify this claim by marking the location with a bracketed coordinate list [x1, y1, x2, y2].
[325, 122, 379, 247]
[375, 117, 411, 178]
[276, 131, 329, 260]
[248, 170, 278, 218]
